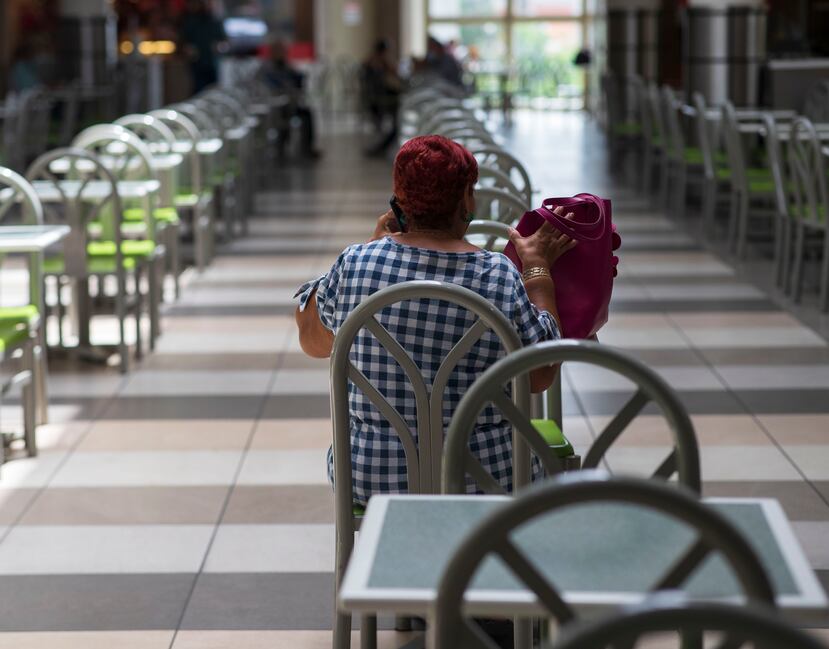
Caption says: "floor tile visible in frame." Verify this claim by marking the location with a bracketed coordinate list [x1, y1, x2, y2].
[223, 485, 334, 524]
[0, 631, 174, 648]
[0, 488, 37, 525]
[756, 415, 829, 445]
[19, 487, 229, 525]
[261, 395, 331, 419]
[51, 451, 243, 487]
[100, 396, 264, 420]
[173, 630, 416, 649]
[576, 389, 745, 416]
[792, 522, 829, 569]
[249, 419, 332, 450]
[180, 573, 333, 630]
[588, 414, 771, 447]
[204, 524, 334, 573]
[703, 482, 829, 522]
[566, 365, 724, 392]
[736, 390, 829, 415]
[604, 446, 802, 481]
[681, 327, 826, 348]
[236, 450, 329, 486]
[0, 453, 67, 488]
[0, 575, 194, 631]
[0, 525, 213, 574]
[270, 369, 331, 395]
[122, 371, 273, 397]
[783, 446, 829, 480]
[79, 420, 253, 451]
[714, 365, 829, 390]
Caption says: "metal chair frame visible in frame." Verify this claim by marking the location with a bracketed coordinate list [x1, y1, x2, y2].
[331, 280, 528, 649]
[443, 340, 701, 496]
[26, 148, 139, 372]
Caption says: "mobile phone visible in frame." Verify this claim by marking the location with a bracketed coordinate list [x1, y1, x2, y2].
[389, 195, 407, 233]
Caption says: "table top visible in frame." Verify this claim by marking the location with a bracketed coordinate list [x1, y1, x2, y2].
[0, 225, 71, 252]
[29, 179, 160, 202]
[340, 495, 828, 622]
[739, 122, 829, 138]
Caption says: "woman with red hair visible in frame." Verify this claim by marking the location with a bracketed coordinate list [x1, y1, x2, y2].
[295, 135, 575, 503]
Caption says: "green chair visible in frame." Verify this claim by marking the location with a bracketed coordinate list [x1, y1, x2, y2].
[432, 473, 775, 649]
[26, 148, 145, 372]
[786, 117, 829, 312]
[0, 167, 50, 456]
[71, 124, 166, 350]
[148, 108, 214, 272]
[115, 113, 185, 299]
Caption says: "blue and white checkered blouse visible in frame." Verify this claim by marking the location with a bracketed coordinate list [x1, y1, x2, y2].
[295, 236, 560, 505]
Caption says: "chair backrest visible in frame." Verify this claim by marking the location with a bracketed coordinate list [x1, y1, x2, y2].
[661, 86, 685, 162]
[0, 166, 44, 225]
[432, 471, 776, 649]
[646, 82, 667, 148]
[72, 124, 156, 184]
[787, 117, 829, 226]
[331, 280, 529, 532]
[761, 113, 792, 220]
[114, 114, 177, 153]
[464, 219, 511, 252]
[471, 147, 533, 206]
[26, 148, 125, 278]
[443, 340, 701, 495]
[552, 596, 825, 649]
[721, 100, 749, 193]
[473, 186, 531, 228]
[692, 92, 716, 179]
[147, 108, 204, 194]
[477, 167, 530, 208]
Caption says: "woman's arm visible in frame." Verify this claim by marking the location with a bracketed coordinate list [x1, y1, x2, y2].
[508, 216, 577, 393]
[295, 289, 334, 358]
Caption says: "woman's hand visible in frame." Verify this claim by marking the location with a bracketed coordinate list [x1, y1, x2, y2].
[508, 210, 577, 269]
[369, 210, 401, 242]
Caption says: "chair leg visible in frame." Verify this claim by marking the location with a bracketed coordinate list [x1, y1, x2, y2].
[148, 255, 163, 349]
[736, 193, 750, 259]
[34, 326, 49, 426]
[790, 225, 806, 303]
[780, 219, 792, 291]
[819, 229, 829, 312]
[22, 340, 37, 457]
[360, 615, 377, 649]
[170, 223, 181, 300]
[133, 271, 144, 363]
[334, 531, 353, 649]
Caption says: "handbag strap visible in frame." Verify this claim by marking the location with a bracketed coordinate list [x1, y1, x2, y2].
[534, 194, 608, 242]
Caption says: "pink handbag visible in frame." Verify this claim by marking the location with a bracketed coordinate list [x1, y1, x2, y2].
[503, 193, 620, 339]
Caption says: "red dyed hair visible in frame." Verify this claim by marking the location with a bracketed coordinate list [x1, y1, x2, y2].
[393, 135, 478, 229]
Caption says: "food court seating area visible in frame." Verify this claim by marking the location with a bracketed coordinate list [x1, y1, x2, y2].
[0, 69, 826, 649]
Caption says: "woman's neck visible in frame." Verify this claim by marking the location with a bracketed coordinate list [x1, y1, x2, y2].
[391, 225, 478, 252]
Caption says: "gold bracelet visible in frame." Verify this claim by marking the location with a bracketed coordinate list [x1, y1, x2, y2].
[522, 266, 551, 282]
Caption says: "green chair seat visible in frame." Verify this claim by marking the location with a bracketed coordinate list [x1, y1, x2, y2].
[531, 418, 575, 458]
[613, 122, 641, 137]
[0, 305, 39, 326]
[0, 322, 32, 354]
[123, 206, 180, 224]
[175, 192, 201, 208]
[353, 504, 365, 517]
[44, 254, 137, 274]
[88, 240, 157, 259]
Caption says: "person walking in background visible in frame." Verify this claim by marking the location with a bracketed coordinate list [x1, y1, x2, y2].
[361, 39, 402, 156]
[178, 0, 226, 93]
[261, 41, 320, 160]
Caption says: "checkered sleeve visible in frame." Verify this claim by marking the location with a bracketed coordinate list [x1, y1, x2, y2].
[510, 267, 561, 346]
[294, 247, 352, 332]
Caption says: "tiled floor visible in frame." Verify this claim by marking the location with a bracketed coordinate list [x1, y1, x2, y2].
[0, 110, 828, 646]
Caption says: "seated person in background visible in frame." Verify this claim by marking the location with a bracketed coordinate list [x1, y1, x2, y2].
[261, 41, 320, 159]
[295, 135, 576, 505]
[361, 39, 402, 156]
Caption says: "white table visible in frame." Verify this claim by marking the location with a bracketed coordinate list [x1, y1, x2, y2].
[341, 495, 828, 624]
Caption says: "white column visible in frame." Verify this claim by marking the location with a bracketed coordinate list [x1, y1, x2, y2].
[400, 0, 426, 60]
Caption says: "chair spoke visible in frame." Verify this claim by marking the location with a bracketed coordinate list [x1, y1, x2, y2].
[652, 448, 678, 480]
[651, 537, 711, 591]
[492, 392, 564, 475]
[496, 538, 575, 624]
[464, 449, 507, 495]
[583, 389, 650, 469]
